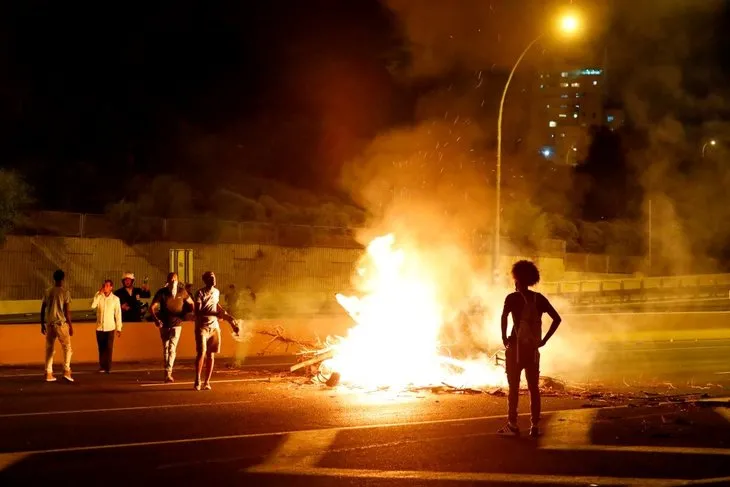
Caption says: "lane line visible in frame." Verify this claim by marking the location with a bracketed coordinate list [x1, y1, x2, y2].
[0, 400, 253, 419]
[542, 444, 730, 457]
[540, 408, 598, 449]
[260, 429, 338, 468]
[0, 407, 616, 456]
[245, 465, 682, 486]
[140, 378, 272, 387]
[0, 363, 294, 379]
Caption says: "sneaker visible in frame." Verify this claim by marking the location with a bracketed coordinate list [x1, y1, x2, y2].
[45, 372, 57, 382]
[63, 370, 74, 382]
[164, 374, 174, 383]
[529, 426, 540, 438]
[203, 383, 212, 391]
[193, 382, 201, 391]
[98, 369, 106, 373]
[497, 422, 520, 436]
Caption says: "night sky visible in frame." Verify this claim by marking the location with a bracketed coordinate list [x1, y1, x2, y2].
[1, 0, 729, 214]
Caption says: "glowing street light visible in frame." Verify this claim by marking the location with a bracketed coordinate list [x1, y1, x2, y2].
[702, 139, 717, 158]
[493, 11, 584, 282]
[558, 14, 581, 36]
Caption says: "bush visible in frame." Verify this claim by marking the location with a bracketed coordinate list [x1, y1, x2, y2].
[0, 170, 33, 242]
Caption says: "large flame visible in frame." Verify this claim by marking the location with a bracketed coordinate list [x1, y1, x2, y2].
[324, 234, 506, 389]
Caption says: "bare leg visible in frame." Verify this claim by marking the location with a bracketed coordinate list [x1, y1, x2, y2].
[194, 353, 205, 387]
[203, 353, 215, 388]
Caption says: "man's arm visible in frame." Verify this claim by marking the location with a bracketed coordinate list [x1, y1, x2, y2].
[216, 303, 239, 333]
[115, 297, 123, 335]
[64, 300, 73, 336]
[91, 288, 103, 309]
[40, 299, 47, 334]
[500, 298, 510, 347]
[540, 295, 562, 347]
[150, 291, 163, 326]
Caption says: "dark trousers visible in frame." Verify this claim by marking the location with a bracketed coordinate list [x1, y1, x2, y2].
[505, 342, 541, 427]
[96, 331, 115, 372]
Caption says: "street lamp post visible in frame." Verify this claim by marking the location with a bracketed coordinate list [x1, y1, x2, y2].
[493, 34, 543, 283]
[492, 12, 582, 284]
[702, 139, 717, 158]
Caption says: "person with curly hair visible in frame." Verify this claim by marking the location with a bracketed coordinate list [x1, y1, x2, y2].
[497, 260, 562, 438]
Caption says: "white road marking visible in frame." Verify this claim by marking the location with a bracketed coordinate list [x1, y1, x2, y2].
[540, 408, 598, 448]
[260, 429, 338, 468]
[0, 363, 293, 379]
[0, 400, 253, 419]
[246, 465, 682, 486]
[139, 378, 271, 387]
[543, 444, 730, 456]
[0, 408, 589, 456]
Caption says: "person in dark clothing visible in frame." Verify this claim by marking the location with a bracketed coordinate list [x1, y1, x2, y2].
[114, 272, 151, 323]
[498, 260, 562, 438]
[150, 272, 193, 383]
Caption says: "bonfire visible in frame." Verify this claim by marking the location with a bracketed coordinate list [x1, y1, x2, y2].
[310, 234, 506, 390]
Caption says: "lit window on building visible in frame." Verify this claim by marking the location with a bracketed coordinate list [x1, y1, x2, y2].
[570, 82, 580, 88]
[573, 113, 579, 119]
[607, 115, 615, 123]
[549, 121, 557, 127]
[580, 68, 602, 76]
[561, 72, 568, 77]
[560, 82, 569, 88]
[561, 94, 569, 98]
[559, 114, 567, 118]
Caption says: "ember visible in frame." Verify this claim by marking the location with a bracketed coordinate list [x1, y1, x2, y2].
[319, 234, 506, 390]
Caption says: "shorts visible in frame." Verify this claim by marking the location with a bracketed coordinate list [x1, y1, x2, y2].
[195, 326, 221, 355]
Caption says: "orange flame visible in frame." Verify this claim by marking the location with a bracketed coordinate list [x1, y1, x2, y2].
[324, 234, 506, 389]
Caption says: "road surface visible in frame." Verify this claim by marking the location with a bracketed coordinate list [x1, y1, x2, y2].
[1, 358, 730, 486]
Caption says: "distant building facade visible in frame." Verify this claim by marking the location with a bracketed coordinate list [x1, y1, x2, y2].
[535, 67, 606, 165]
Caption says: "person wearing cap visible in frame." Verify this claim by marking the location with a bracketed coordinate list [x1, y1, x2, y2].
[114, 272, 150, 323]
[193, 271, 239, 390]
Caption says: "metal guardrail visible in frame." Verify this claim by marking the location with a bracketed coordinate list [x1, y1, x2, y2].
[540, 273, 730, 304]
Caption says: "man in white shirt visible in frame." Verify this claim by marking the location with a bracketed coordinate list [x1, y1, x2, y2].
[194, 271, 239, 391]
[91, 279, 123, 373]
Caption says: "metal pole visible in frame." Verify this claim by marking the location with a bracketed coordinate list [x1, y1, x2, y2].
[647, 198, 652, 275]
[494, 34, 543, 283]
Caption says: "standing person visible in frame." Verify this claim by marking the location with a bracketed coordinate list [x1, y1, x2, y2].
[498, 260, 562, 437]
[114, 272, 151, 323]
[91, 279, 122, 373]
[40, 269, 73, 382]
[193, 271, 239, 391]
[150, 272, 193, 383]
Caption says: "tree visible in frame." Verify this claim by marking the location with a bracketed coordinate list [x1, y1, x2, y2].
[0, 169, 32, 242]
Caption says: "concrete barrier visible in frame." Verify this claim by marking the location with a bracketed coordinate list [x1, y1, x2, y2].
[0, 317, 353, 367]
[1, 312, 728, 367]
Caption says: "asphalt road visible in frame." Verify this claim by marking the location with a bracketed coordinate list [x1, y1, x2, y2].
[1, 358, 730, 487]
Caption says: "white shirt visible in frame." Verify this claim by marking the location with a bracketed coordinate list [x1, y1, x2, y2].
[91, 292, 123, 332]
[195, 287, 220, 329]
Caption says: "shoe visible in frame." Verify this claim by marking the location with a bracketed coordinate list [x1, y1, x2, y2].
[45, 372, 57, 382]
[529, 426, 539, 438]
[98, 369, 106, 373]
[194, 382, 201, 391]
[63, 370, 74, 382]
[164, 374, 174, 383]
[203, 383, 212, 391]
[497, 423, 520, 436]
